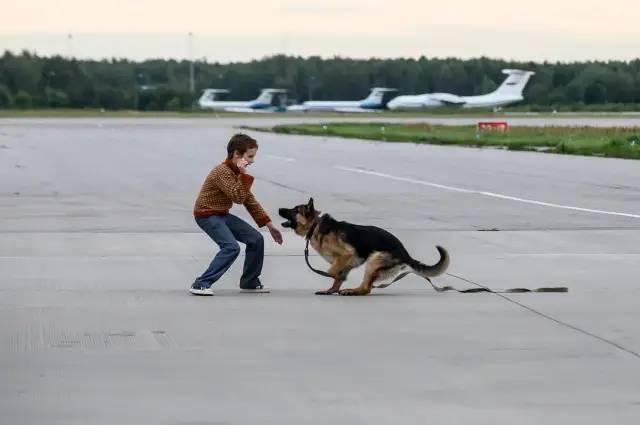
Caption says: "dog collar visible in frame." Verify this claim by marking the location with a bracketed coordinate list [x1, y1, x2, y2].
[305, 220, 318, 240]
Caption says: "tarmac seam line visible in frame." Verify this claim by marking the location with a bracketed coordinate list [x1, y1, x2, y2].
[335, 165, 640, 219]
[446, 272, 640, 360]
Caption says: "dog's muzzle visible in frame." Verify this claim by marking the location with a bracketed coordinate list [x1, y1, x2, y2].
[278, 208, 296, 228]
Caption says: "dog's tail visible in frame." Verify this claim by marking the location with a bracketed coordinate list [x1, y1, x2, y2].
[406, 246, 449, 277]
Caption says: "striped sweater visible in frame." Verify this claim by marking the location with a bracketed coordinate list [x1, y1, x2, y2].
[193, 159, 271, 227]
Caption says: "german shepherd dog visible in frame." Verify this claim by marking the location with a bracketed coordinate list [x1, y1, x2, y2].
[278, 198, 449, 296]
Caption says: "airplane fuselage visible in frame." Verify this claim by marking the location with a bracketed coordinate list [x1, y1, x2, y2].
[297, 100, 383, 112]
[460, 94, 524, 108]
[386, 69, 533, 111]
[287, 87, 396, 112]
[198, 100, 273, 111]
[387, 94, 524, 110]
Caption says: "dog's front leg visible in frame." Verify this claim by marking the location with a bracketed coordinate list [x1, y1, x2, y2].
[315, 256, 352, 295]
[315, 278, 345, 295]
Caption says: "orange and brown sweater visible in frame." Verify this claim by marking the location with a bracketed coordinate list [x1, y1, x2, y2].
[193, 159, 271, 227]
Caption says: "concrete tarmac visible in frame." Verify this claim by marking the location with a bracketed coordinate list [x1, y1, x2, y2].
[1, 118, 639, 424]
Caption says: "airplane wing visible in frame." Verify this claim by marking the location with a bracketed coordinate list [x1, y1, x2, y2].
[286, 105, 307, 112]
[223, 107, 274, 113]
[429, 93, 466, 106]
[333, 107, 382, 113]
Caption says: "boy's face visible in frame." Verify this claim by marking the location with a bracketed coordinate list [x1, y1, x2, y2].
[234, 147, 258, 166]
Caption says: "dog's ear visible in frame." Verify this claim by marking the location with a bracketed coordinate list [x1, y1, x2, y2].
[307, 197, 314, 212]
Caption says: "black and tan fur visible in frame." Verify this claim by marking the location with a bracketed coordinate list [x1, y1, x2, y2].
[279, 198, 449, 296]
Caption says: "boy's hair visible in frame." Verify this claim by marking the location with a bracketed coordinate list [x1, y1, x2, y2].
[227, 133, 258, 159]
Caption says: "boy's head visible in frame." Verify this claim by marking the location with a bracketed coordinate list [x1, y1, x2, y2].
[227, 133, 258, 161]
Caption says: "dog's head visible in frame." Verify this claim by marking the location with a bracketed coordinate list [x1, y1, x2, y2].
[278, 198, 318, 236]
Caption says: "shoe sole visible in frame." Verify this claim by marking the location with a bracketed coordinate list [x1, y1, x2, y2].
[239, 288, 271, 294]
[189, 288, 214, 296]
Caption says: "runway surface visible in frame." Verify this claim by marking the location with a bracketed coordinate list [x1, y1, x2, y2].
[1, 117, 639, 424]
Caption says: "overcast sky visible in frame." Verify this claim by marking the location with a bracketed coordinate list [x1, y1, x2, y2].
[1, 0, 639, 62]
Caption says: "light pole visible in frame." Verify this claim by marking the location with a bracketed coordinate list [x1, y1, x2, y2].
[66, 33, 75, 58]
[188, 32, 195, 93]
[134, 73, 145, 110]
[45, 71, 56, 106]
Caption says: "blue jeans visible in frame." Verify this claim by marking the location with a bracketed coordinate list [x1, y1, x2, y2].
[194, 214, 264, 289]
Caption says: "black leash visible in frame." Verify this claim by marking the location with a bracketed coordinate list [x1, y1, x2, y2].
[304, 237, 333, 278]
[304, 222, 332, 278]
[303, 224, 567, 293]
[420, 274, 568, 293]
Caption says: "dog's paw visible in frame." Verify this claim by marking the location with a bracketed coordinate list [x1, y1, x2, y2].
[315, 289, 336, 295]
[338, 288, 369, 296]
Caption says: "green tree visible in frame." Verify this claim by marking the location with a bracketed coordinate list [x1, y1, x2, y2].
[1, 50, 41, 94]
[46, 88, 70, 107]
[566, 80, 585, 102]
[0, 84, 13, 107]
[526, 82, 549, 105]
[166, 96, 181, 110]
[585, 82, 607, 104]
[97, 88, 127, 110]
[14, 90, 32, 108]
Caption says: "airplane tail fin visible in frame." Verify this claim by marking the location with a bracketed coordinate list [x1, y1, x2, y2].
[492, 69, 535, 97]
[361, 87, 397, 108]
[197, 91, 210, 105]
[197, 89, 229, 106]
[254, 89, 287, 108]
[255, 89, 275, 106]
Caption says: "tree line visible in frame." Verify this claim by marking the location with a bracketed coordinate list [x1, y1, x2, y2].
[1, 50, 639, 111]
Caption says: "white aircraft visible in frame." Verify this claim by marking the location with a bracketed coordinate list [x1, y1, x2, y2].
[197, 88, 287, 112]
[287, 87, 397, 113]
[387, 69, 535, 110]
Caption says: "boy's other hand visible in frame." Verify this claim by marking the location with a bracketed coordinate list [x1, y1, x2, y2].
[266, 222, 283, 245]
[236, 158, 249, 174]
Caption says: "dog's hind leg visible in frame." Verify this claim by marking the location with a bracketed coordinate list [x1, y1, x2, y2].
[339, 252, 396, 296]
[338, 273, 376, 296]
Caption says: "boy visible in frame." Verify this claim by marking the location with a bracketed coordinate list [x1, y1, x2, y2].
[190, 133, 283, 295]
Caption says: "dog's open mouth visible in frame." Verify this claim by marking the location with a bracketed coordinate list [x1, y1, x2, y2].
[278, 208, 295, 228]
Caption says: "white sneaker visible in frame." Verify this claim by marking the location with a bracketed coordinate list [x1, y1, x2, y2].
[190, 282, 214, 296]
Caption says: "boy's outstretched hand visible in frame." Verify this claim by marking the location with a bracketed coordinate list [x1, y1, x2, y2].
[266, 222, 283, 245]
